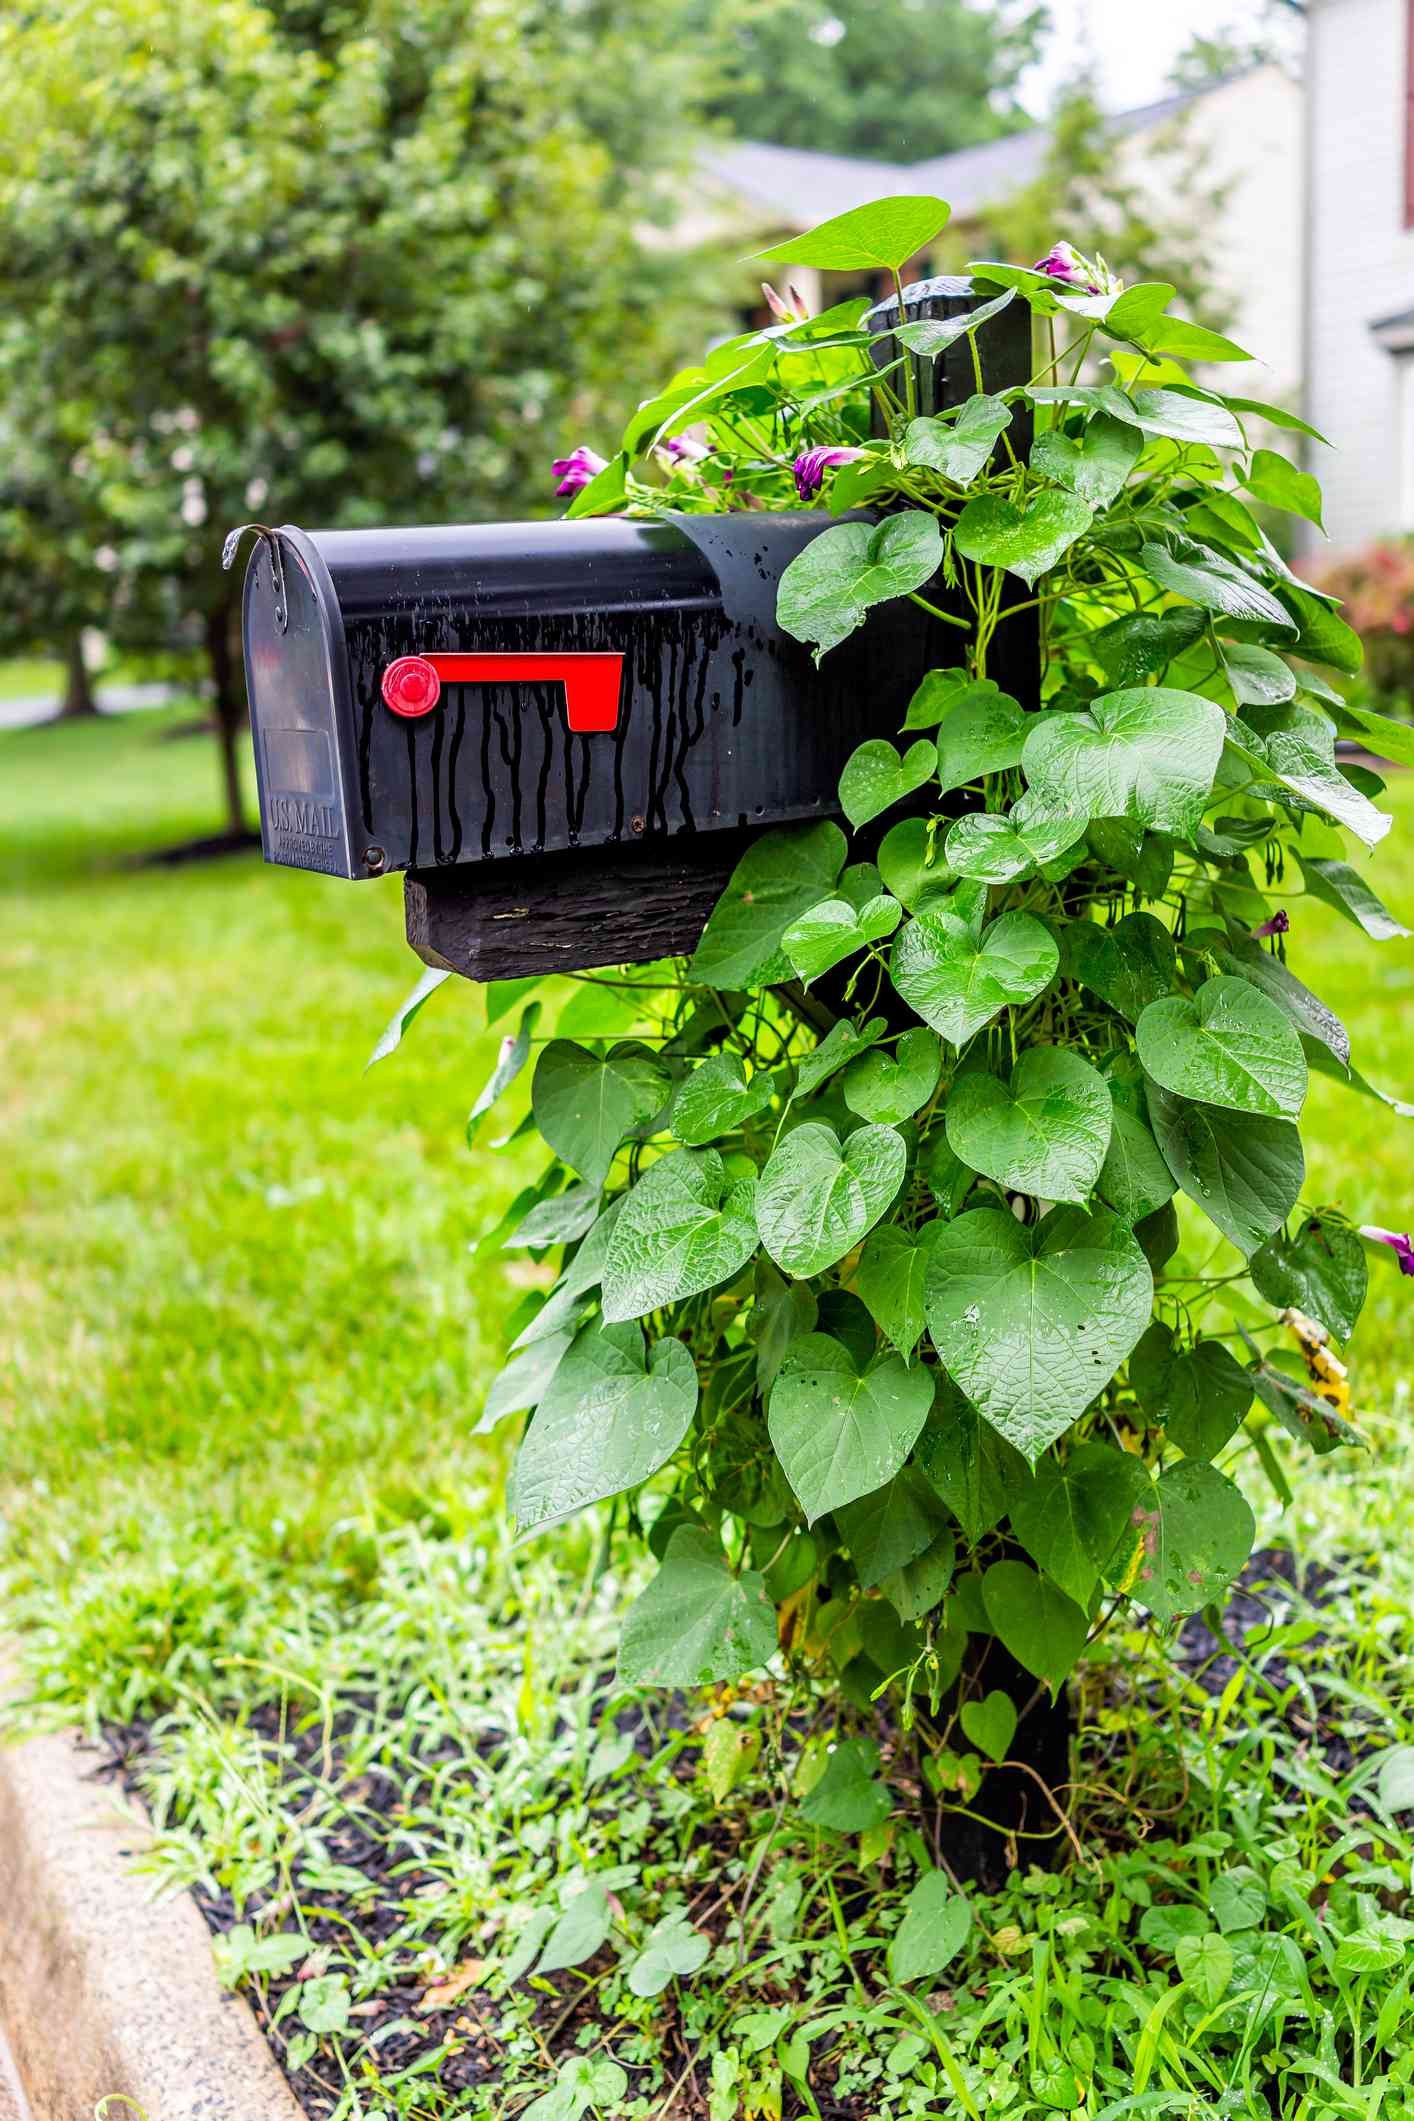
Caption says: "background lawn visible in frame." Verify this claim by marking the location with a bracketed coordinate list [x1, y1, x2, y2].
[2, 706, 551, 1675]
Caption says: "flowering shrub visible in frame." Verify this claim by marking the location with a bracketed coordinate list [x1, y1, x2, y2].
[453, 197, 1411, 1778]
[1309, 538, 1414, 709]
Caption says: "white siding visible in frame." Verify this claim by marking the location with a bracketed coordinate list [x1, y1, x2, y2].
[1117, 68, 1304, 414]
[1307, 0, 1414, 550]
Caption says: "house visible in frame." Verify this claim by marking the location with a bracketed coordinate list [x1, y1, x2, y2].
[688, 66, 1303, 423]
[1305, 0, 1414, 548]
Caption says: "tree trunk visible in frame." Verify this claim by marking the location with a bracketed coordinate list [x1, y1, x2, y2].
[58, 632, 98, 719]
[205, 608, 248, 838]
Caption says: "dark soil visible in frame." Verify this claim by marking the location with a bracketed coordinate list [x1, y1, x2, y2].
[94, 1546, 1363, 2120]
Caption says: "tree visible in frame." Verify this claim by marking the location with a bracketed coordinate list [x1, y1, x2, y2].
[0, 0, 722, 835]
[985, 77, 1238, 329]
[1168, 17, 1286, 92]
[699, 0, 1045, 162]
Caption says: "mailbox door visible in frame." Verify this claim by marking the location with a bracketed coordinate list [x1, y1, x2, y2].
[243, 534, 362, 878]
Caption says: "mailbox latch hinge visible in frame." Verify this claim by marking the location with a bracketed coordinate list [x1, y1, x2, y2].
[222, 522, 288, 633]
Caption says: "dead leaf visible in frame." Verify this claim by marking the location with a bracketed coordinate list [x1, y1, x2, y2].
[419, 1959, 487, 2011]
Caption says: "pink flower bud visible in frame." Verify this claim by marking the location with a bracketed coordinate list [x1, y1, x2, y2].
[551, 446, 608, 498]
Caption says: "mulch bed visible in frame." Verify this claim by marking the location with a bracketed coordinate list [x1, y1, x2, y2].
[93, 1546, 1364, 2120]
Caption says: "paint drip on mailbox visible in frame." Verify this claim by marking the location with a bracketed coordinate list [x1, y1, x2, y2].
[233, 511, 987, 881]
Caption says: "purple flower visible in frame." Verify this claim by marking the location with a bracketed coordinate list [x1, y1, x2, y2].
[1253, 909, 1290, 939]
[663, 435, 708, 463]
[792, 445, 866, 503]
[552, 446, 607, 497]
[1032, 241, 1122, 297]
[1361, 1225, 1414, 1275]
[762, 281, 809, 323]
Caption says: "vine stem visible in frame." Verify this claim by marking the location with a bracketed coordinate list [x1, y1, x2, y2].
[891, 266, 918, 422]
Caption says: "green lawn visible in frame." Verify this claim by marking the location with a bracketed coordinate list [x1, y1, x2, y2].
[4, 710, 1414, 2118]
[2, 707, 543, 1672]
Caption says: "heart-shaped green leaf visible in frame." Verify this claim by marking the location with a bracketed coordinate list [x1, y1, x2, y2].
[690, 822, 846, 988]
[854, 1217, 947, 1354]
[754, 194, 950, 272]
[1228, 708, 1392, 849]
[618, 1525, 777, 1686]
[1244, 447, 1324, 530]
[777, 512, 944, 658]
[905, 668, 1010, 736]
[1176, 1932, 1235, 2007]
[893, 288, 1015, 355]
[627, 1915, 711, 1998]
[887, 1871, 972, 1984]
[843, 1026, 942, 1124]
[1222, 642, 1296, 706]
[799, 1735, 892, 1830]
[1293, 851, 1409, 941]
[1128, 1460, 1255, 1622]
[1093, 606, 1208, 687]
[953, 489, 1093, 587]
[916, 1374, 1030, 1541]
[944, 804, 1088, 884]
[1022, 687, 1227, 840]
[1145, 1081, 1303, 1255]
[511, 1322, 699, 1536]
[890, 908, 1058, 1046]
[1009, 1441, 1152, 1606]
[1097, 1099, 1176, 1222]
[1067, 912, 1177, 1020]
[602, 1148, 759, 1322]
[783, 892, 901, 984]
[1140, 535, 1295, 630]
[768, 1333, 934, 1520]
[835, 1464, 950, 1586]
[925, 1206, 1153, 1460]
[839, 737, 937, 828]
[1250, 1211, 1367, 1341]
[1129, 1321, 1254, 1459]
[750, 1259, 818, 1393]
[958, 1690, 1017, 1763]
[1030, 410, 1141, 507]
[905, 393, 1012, 484]
[1278, 581, 1363, 673]
[531, 1039, 673, 1189]
[1124, 388, 1244, 448]
[877, 818, 954, 910]
[670, 1053, 773, 1146]
[1137, 976, 1307, 1119]
[932, 682, 1028, 791]
[945, 1047, 1113, 1203]
[981, 1559, 1089, 1688]
[795, 1016, 888, 1099]
[756, 1120, 906, 1277]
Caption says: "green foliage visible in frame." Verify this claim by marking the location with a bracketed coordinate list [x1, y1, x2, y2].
[698, 0, 1044, 163]
[387, 195, 1405, 1806]
[0, 0, 725, 821]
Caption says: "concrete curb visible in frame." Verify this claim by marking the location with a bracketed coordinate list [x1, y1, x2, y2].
[0, 1710, 303, 2121]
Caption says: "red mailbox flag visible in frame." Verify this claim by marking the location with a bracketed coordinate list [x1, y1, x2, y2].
[380, 653, 623, 732]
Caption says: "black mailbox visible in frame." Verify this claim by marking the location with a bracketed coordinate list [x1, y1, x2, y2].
[233, 276, 1034, 977]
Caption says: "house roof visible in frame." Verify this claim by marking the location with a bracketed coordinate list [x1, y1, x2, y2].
[701, 83, 1222, 232]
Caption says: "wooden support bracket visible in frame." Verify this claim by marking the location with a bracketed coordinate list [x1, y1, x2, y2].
[404, 827, 767, 981]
